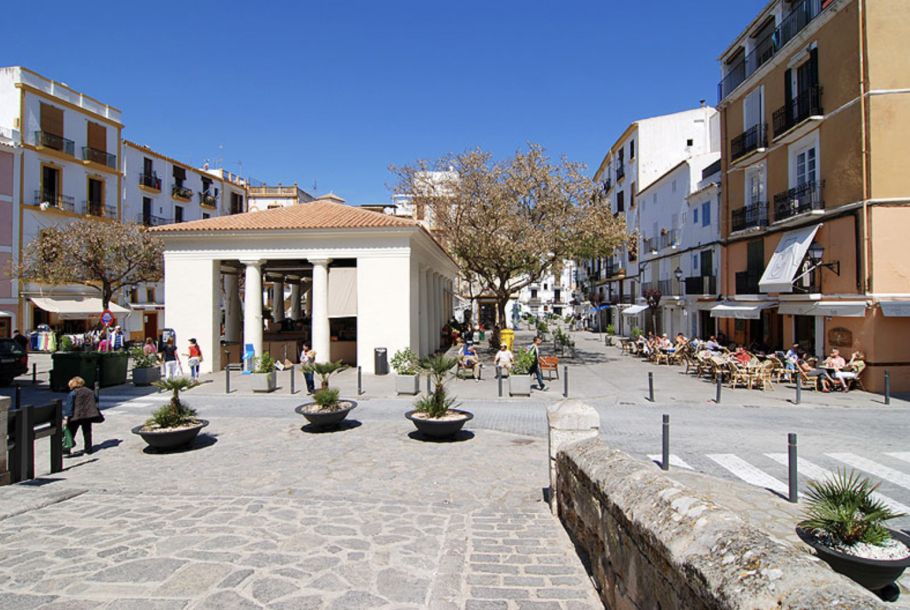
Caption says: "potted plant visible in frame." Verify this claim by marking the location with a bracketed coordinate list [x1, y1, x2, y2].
[405, 354, 472, 439]
[130, 346, 161, 386]
[251, 351, 277, 392]
[132, 377, 208, 450]
[508, 348, 534, 396]
[630, 326, 642, 340]
[391, 348, 420, 395]
[296, 361, 355, 428]
[796, 469, 910, 596]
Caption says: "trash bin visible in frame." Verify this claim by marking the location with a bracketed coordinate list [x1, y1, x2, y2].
[374, 348, 389, 375]
[500, 328, 515, 351]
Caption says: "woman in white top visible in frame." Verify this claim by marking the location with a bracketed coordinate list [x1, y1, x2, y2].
[300, 344, 316, 394]
[494, 344, 514, 376]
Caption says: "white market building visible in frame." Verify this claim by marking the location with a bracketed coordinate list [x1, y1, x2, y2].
[151, 200, 458, 374]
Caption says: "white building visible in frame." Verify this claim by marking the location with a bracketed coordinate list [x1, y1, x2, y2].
[0, 127, 21, 335]
[247, 184, 316, 211]
[152, 200, 457, 374]
[514, 261, 579, 321]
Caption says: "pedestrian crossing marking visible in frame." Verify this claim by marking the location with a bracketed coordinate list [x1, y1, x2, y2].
[647, 454, 693, 470]
[827, 453, 910, 492]
[887, 452, 910, 466]
[765, 454, 910, 514]
[706, 454, 789, 496]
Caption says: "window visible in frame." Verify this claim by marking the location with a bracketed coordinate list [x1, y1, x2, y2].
[789, 131, 820, 188]
[87, 122, 106, 153]
[41, 165, 60, 203]
[693, 207, 699, 224]
[686, 138, 694, 147]
[142, 197, 152, 225]
[87, 178, 104, 215]
[554, 289, 561, 302]
[39, 102, 64, 148]
[543, 283, 548, 290]
[700, 249, 713, 276]
[745, 163, 766, 204]
[630, 182, 636, 208]
[671, 179, 677, 193]
[701, 201, 711, 227]
[202, 176, 212, 193]
[531, 288, 538, 299]
[629, 140, 635, 159]
[130, 288, 139, 303]
[230, 192, 244, 214]
[143, 157, 154, 176]
[692, 253, 699, 272]
[616, 190, 625, 213]
[173, 166, 187, 188]
[146, 287, 156, 303]
[743, 86, 764, 130]
[175, 206, 184, 223]
[202, 212, 210, 219]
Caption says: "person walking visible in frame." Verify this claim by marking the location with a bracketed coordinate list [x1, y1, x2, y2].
[142, 337, 158, 356]
[161, 337, 181, 379]
[186, 338, 203, 381]
[300, 344, 316, 394]
[63, 376, 103, 456]
[528, 336, 548, 391]
[12, 330, 28, 352]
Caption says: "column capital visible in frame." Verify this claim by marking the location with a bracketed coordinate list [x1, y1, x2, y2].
[309, 258, 332, 267]
[240, 259, 263, 268]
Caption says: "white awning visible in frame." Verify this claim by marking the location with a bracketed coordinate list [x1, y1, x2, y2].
[622, 304, 648, 316]
[779, 301, 867, 318]
[30, 297, 129, 320]
[710, 301, 777, 319]
[327, 267, 357, 318]
[129, 303, 165, 310]
[880, 301, 910, 317]
[758, 224, 821, 293]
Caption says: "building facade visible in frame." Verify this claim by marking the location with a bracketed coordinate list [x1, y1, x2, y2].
[0, 129, 20, 336]
[716, 0, 910, 391]
[247, 184, 316, 211]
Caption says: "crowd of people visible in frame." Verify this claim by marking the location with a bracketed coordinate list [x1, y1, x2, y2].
[454, 334, 549, 391]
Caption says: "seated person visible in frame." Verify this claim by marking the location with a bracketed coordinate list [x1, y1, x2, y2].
[835, 351, 865, 392]
[733, 346, 752, 366]
[704, 336, 721, 352]
[458, 340, 481, 380]
[783, 343, 800, 375]
[823, 348, 848, 391]
[675, 333, 688, 349]
[493, 343, 514, 376]
[659, 334, 672, 350]
[799, 356, 833, 392]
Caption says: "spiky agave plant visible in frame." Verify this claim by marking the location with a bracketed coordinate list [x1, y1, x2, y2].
[799, 469, 905, 547]
[148, 376, 199, 429]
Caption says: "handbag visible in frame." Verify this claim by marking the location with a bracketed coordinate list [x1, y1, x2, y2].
[63, 427, 75, 451]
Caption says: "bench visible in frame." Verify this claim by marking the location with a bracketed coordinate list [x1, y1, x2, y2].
[456, 360, 483, 380]
[5, 399, 64, 484]
[539, 356, 559, 380]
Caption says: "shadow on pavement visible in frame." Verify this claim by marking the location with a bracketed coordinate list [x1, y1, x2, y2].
[299, 420, 363, 434]
[141, 433, 219, 454]
[406, 430, 475, 443]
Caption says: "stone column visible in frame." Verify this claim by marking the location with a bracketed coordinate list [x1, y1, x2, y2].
[432, 273, 441, 352]
[310, 259, 331, 363]
[288, 277, 301, 320]
[420, 267, 430, 356]
[547, 400, 600, 514]
[242, 260, 263, 357]
[304, 285, 313, 316]
[0, 396, 8, 485]
[271, 277, 285, 320]
[223, 271, 242, 342]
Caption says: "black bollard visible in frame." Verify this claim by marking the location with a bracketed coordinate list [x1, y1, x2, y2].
[884, 370, 891, 405]
[648, 372, 654, 402]
[94, 380, 100, 402]
[788, 433, 798, 503]
[32, 363, 37, 385]
[497, 366, 502, 398]
[289, 365, 295, 394]
[563, 366, 569, 398]
[14, 383, 21, 410]
[225, 365, 232, 394]
[715, 376, 722, 403]
[795, 378, 801, 405]
[357, 366, 363, 396]
[661, 414, 670, 471]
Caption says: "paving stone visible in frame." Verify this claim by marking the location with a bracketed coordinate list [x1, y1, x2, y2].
[376, 568, 430, 604]
[0, 593, 56, 610]
[465, 601, 509, 610]
[105, 600, 190, 610]
[249, 577, 299, 604]
[328, 591, 389, 609]
[89, 559, 187, 583]
[471, 586, 531, 600]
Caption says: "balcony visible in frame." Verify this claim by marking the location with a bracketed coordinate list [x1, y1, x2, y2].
[615, 164, 625, 182]
[684, 275, 717, 295]
[199, 191, 218, 207]
[82, 146, 117, 169]
[32, 190, 75, 212]
[731, 201, 769, 232]
[642, 237, 658, 255]
[773, 85, 823, 139]
[658, 279, 678, 296]
[82, 200, 117, 219]
[717, 0, 829, 102]
[602, 178, 612, 193]
[773, 181, 824, 222]
[735, 270, 762, 295]
[659, 229, 680, 250]
[604, 262, 618, 278]
[139, 173, 161, 191]
[34, 131, 75, 156]
[730, 123, 767, 162]
[172, 184, 193, 200]
[137, 213, 172, 226]
[640, 282, 658, 296]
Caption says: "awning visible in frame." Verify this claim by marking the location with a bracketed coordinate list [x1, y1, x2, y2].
[758, 224, 821, 293]
[622, 304, 648, 316]
[710, 301, 777, 319]
[880, 301, 910, 317]
[30, 297, 129, 320]
[328, 267, 357, 318]
[129, 303, 165, 310]
[0, 311, 11, 318]
[778, 301, 867, 317]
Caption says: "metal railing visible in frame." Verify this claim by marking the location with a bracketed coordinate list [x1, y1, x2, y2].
[735, 270, 762, 295]
[137, 213, 173, 226]
[773, 181, 824, 221]
[684, 275, 717, 295]
[731, 201, 769, 232]
[642, 237, 658, 254]
[82, 146, 117, 168]
[602, 178, 612, 193]
[34, 131, 75, 156]
[659, 229, 680, 250]
[199, 191, 218, 207]
[172, 184, 193, 199]
[83, 200, 117, 218]
[731, 123, 768, 161]
[718, 0, 828, 102]
[658, 279, 677, 296]
[32, 190, 75, 212]
[773, 85, 823, 138]
[139, 173, 161, 190]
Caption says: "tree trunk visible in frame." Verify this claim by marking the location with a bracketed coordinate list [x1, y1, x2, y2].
[101, 283, 112, 311]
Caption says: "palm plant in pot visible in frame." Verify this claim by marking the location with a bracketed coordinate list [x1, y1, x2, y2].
[132, 377, 207, 450]
[391, 347, 420, 395]
[252, 351, 277, 393]
[295, 361, 355, 428]
[796, 469, 910, 597]
[130, 346, 161, 386]
[509, 348, 534, 397]
[405, 354, 472, 439]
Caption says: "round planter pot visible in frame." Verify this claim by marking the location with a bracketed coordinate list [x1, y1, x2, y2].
[405, 409, 473, 438]
[295, 401, 357, 429]
[131, 420, 209, 450]
[796, 527, 910, 592]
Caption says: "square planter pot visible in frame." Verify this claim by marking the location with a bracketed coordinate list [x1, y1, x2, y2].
[132, 366, 161, 386]
[509, 375, 531, 397]
[395, 374, 420, 395]
[252, 371, 277, 393]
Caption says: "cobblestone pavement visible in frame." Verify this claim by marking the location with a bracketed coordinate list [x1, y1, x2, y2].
[0, 410, 601, 609]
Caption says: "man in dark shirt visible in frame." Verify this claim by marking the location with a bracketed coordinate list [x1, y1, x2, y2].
[12, 330, 29, 352]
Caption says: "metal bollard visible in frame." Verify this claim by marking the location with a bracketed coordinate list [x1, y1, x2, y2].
[357, 366, 363, 396]
[788, 433, 798, 503]
[795, 378, 801, 405]
[289, 365, 295, 394]
[94, 380, 100, 402]
[32, 363, 37, 385]
[497, 366, 502, 398]
[14, 383, 21, 410]
[648, 372, 654, 402]
[884, 370, 891, 405]
[661, 414, 670, 471]
[715, 376, 722, 403]
[563, 366, 568, 398]
[225, 365, 232, 394]
[426, 373, 431, 394]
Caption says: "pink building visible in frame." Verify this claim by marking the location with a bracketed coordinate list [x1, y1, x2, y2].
[0, 131, 20, 337]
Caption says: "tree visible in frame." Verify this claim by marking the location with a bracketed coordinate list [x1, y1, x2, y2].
[394, 145, 626, 333]
[18, 219, 164, 309]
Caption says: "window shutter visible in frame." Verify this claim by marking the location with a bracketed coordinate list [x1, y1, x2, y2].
[40, 103, 64, 137]
[87, 122, 106, 152]
[808, 47, 819, 86]
[173, 166, 187, 181]
[784, 68, 792, 106]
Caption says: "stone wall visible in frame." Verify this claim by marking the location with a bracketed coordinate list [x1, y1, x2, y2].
[556, 438, 888, 610]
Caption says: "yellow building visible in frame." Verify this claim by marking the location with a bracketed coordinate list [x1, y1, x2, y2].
[716, 0, 910, 392]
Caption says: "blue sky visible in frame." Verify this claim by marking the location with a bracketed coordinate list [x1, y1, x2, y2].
[9, 1, 764, 204]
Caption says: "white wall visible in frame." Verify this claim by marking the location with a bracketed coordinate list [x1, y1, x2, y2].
[163, 255, 220, 374]
[357, 254, 412, 374]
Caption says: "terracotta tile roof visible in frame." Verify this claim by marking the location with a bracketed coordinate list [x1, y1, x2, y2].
[149, 200, 418, 233]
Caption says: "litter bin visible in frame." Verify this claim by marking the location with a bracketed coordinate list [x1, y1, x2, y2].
[374, 347, 389, 375]
[500, 328, 515, 351]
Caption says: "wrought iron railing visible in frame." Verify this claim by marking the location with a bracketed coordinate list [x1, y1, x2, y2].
[684, 275, 717, 295]
[139, 173, 161, 190]
[172, 184, 193, 199]
[82, 146, 117, 168]
[773, 85, 823, 138]
[659, 229, 680, 250]
[773, 181, 824, 221]
[731, 123, 768, 161]
[731, 201, 769, 232]
[83, 200, 117, 218]
[199, 191, 218, 207]
[34, 131, 75, 156]
[616, 164, 625, 182]
[32, 190, 75, 212]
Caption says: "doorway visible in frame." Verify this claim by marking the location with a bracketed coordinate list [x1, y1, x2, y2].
[143, 312, 158, 342]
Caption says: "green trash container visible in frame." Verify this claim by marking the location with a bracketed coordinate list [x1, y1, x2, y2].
[50, 352, 100, 392]
[98, 352, 129, 387]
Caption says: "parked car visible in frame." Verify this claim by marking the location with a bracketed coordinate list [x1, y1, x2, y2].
[0, 338, 28, 386]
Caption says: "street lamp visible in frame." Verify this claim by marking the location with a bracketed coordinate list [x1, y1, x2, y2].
[674, 266, 683, 295]
[806, 242, 840, 276]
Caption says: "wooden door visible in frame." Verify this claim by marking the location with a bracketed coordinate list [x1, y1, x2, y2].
[143, 312, 158, 342]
